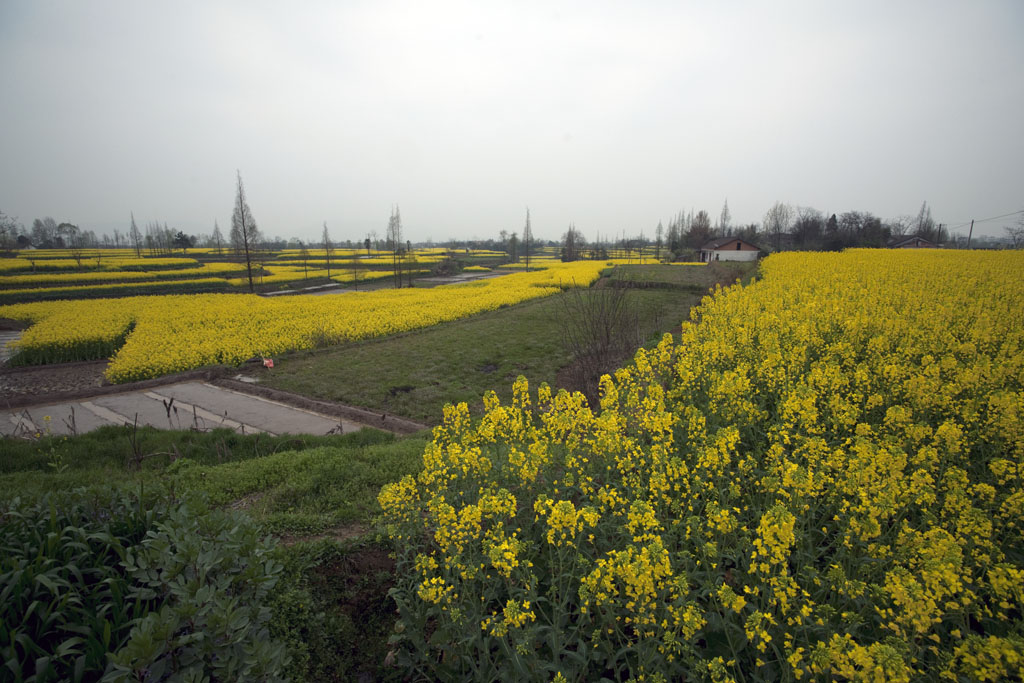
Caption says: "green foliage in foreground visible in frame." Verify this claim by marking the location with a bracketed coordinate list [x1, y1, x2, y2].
[1, 491, 287, 682]
[1, 425, 428, 681]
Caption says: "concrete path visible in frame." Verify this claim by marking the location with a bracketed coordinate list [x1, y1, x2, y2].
[1, 380, 367, 437]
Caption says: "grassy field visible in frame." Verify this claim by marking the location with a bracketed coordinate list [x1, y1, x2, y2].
[261, 260, 755, 423]
[608, 261, 751, 288]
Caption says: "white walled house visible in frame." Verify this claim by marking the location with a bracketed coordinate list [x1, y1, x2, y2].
[698, 237, 762, 262]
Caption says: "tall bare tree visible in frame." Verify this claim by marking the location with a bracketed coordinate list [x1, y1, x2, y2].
[914, 201, 934, 236]
[562, 223, 584, 262]
[322, 222, 334, 279]
[129, 213, 142, 256]
[523, 207, 533, 271]
[719, 199, 732, 233]
[211, 220, 224, 254]
[230, 171, 261, 293]
[298, 241, 310, 279]
[387, 205, 403, 288]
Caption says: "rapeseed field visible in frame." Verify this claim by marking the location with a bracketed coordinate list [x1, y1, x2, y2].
[379, 249, 1024, 681]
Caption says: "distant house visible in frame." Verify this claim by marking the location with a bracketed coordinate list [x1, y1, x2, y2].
[888, 235, 939, 249]
[699, 237, 761, 262]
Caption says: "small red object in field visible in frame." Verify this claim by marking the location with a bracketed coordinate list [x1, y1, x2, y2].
[263, 358, 274, 368]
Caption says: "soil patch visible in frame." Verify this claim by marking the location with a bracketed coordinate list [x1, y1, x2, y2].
[1, 360, 111, 400]
[0, 318, 29, 331]
[0, 362, 218, 410]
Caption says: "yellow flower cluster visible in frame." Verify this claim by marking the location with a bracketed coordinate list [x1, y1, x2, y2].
[379, 250, 1024, 681]
[1, 260, 619, 380]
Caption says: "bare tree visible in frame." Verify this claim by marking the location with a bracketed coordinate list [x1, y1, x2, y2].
[887, 215, 914, 238]
[230, 171, 262, 293]
[32, 217, 59, 248]
[350, 255, 364, 289]
[686, 210, 714, 248]
[654, 220, 664, 261]
[298, 241, 311, 278]
[211, 220, 224, 254]
[763, 201, 793, 251]
[322, 222, 334, 279]
[1005, 219, 1024, 248]
[405, 241, 418, 287]
[522, 208, 533, 271]
[914, 201, 934, 236]
[559, 284, 643, 404]
[128, 213, 143, 256]
[792, 207, 824, 249]
[562, 223, 584, 262]
[719, 199, 732, 233]
[61, 223, 86, 268]
[387, 205, 404, 288]
[0, 211, 19, 251]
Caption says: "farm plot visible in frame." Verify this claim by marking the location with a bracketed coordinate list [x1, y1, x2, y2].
[1, 260, 621, 383]
[379, 249, 1024, 681]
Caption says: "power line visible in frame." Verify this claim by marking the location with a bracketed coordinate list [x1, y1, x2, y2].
[946, 209, 1024, 232]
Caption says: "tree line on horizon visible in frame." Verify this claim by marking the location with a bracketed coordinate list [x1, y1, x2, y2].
[3, 192, 1022, 259]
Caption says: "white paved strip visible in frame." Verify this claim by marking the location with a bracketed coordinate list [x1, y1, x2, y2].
[8, 412, 37, 435]
[144, 391, 271, 435]
[157, 382, 352, 435]
[202, 382, 331, 418]
[80, 400, 133, 426]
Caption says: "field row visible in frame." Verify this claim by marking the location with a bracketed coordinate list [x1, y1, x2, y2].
[0, 247, 566, 303]
[1, 260, 622, 382]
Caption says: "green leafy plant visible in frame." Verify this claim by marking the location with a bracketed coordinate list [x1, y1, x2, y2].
[105, 497, 288, 682]
[0, 491, 290, 682]
[0, 491, 159, 682]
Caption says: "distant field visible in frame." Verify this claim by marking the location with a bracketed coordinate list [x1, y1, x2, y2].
[0, 246, 513, 303]
[0, 260, 624, 381]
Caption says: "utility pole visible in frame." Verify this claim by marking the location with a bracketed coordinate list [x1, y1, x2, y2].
[966, 219, 974, 249]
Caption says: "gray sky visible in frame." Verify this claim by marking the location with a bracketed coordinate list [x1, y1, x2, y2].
[1, 0, 1021, 242]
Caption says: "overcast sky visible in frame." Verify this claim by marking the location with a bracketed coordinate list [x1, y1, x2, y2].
[1, 0, 1021, 242]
